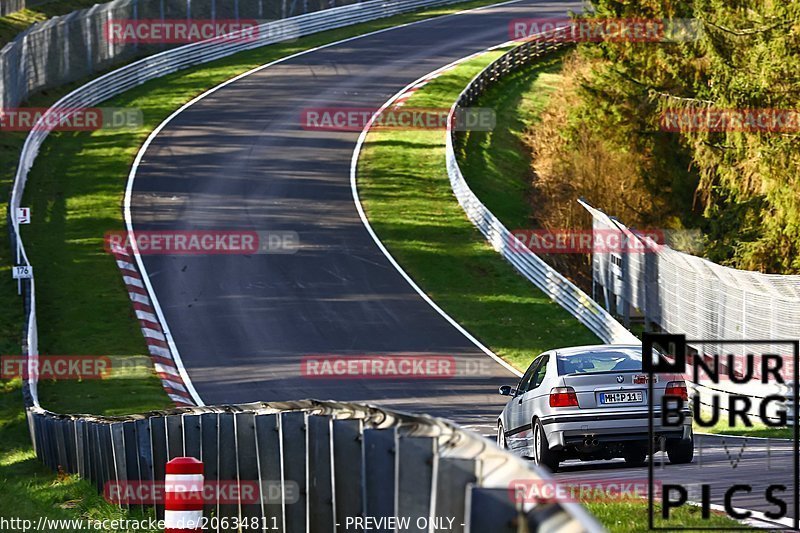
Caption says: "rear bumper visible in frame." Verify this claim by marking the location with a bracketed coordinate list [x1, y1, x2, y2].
[541, 410, 692, 450]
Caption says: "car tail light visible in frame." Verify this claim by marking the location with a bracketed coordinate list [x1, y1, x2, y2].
[549, 387, 579, 407]
[665, 381, 688, 400]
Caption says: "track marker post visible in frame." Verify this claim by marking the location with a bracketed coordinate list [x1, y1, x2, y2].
[165, 457, 204, 532]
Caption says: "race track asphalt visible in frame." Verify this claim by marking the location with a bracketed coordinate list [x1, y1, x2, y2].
[554, 434, 797, 524]
[131, 0, 580, 426]
[130, 1, 799, 522]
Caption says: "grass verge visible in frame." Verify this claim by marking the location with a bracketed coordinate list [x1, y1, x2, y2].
[0, 1, 507, 528]
[357, 50, 599, 372]
[356, 47, 749, 531]
[696, 419, 792, 439]
[585, 501, 753, 532]
[0, 377, 166, 531]
[406, 41, 797, 443]
[457, 51, 565, 229]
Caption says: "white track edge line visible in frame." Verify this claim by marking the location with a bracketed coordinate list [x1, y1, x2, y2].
[690, 500, 796, 529]
[124, 0, 528, 406]
[333, 10, 797, 529]
[349, 46, 523, 378]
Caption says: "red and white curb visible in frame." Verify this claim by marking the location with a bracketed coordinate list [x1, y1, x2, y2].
[110, 244, 195, 407]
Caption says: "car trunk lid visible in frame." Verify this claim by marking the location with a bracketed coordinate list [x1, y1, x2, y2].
[562, 371, 660, 409]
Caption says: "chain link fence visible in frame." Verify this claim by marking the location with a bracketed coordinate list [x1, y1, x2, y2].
[1, 0, 24, 17]
[1, 0, 360, 108]
[447, 40, 795, 419]
[2, 0, 57, 16]
[5, 4, 608, 530]
[582, 200, 800, 360]
[12, 0, 476, 409]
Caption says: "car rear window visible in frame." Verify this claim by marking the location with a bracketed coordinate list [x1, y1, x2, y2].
[557, 351, 642, 375]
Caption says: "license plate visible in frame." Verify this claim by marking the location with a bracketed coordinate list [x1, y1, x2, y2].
[599, 391, 643, 404]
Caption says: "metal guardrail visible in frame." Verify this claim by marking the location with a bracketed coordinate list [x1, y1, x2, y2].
[0, 0, 365, 108]
[444, 35, 640, 346]
[443, 39, 791, 421]
[9, 4, 604, 531]
[27, 400, 602, 532]
[582, 200, 796, 420]
[582, 200, 800, 356]
[11, 0, 485, 410]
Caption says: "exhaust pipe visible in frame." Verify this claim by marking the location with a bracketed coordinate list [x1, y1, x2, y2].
[583, 437, 599, 447]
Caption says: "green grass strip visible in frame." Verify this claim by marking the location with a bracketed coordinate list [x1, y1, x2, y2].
[357, 51, 599, 372]
[0, 2, 506, 527]
[585, 500, 752, 532]
[357, 47, 752, 532]
[457, 52, 565, 228]
[442, 54, 794, 440]
[697, 415, 791, 439]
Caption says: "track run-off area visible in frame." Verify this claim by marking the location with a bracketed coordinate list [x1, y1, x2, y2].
[126, 0, 796, 526]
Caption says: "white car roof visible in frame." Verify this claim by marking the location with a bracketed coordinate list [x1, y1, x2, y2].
[553, 344, 642, 357]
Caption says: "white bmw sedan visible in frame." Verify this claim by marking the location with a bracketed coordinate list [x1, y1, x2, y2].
[497, 345, 693, 472]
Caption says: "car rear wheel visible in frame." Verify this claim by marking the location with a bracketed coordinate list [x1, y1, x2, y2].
[666, 437, 694, 464]
[623, 444, 647, 467]
[497, 423, 508, 449]
[532, 419, 559, 472]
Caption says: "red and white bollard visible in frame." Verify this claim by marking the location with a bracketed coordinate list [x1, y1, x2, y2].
[165, 457, 204, 533]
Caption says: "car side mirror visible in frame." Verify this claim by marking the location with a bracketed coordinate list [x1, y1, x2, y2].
[499, 385, 515, 396]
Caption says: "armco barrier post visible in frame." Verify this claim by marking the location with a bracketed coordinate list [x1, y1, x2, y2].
[216, 412, 238, 532]
[21, 402, 602, 531]
[165, 457, 204, 533]
[151, 416, 168, 519]
[281, 410, 307, 533]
